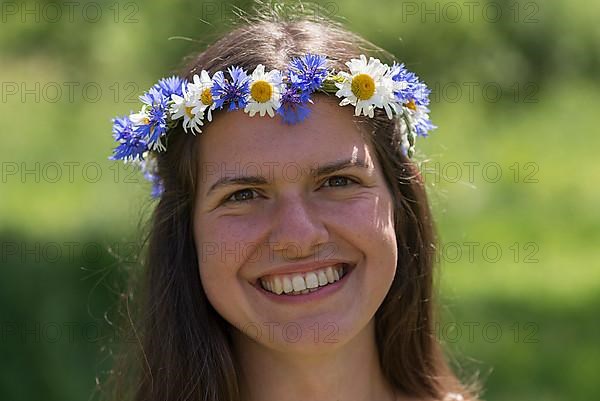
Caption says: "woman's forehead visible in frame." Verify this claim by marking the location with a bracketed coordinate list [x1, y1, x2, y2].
[196, 95, 371, 166]
[194, 97, 381, 194]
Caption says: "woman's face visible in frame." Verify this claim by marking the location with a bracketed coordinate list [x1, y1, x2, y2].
[193, 95, 398, 352]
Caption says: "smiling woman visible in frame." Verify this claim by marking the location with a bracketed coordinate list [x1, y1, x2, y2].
[193, 96, 400, 365]
[103, 3, 481, 401]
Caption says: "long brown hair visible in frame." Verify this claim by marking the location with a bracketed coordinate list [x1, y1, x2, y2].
[101, 3, 481, 401]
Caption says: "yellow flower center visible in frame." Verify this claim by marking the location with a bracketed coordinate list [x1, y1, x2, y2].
[185, 106, 194, 118]
[351, 74, 375, 100]
[404, 99, 417, 111]
[200, 88, 213, 105]
[142, 117, 150, 125]
[250, 80, 272, 103]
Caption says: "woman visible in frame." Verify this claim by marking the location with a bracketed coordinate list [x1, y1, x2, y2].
[105, 4, 480, 401]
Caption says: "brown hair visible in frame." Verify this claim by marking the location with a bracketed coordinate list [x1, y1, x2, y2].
[101, 3, 481, 401]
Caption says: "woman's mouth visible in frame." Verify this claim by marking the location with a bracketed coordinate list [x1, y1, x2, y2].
[254, 263, 355, 298]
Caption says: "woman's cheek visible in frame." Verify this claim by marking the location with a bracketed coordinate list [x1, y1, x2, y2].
[320, 192, 389, 228]
[197, 213, 269, 275]
[331, 193, 397, 258]
[210, 211, 269, 242]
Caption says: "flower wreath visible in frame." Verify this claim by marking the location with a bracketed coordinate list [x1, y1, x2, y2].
[109, 54, 435, 197]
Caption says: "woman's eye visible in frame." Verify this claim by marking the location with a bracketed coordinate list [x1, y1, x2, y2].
[223, 188, 259, 204]
[321, 175, 358, 188]
[222, 176, 358, 205]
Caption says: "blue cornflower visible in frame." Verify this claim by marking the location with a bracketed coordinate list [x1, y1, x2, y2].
[131, 87, 169, 151]
[390, 63, 431, 107]
[409, 105, 437, 137]
[211, 66, 250, 111]
[413, 117, 436, 137]
[140, 159, 164, 199]
[411, 80, 431, 107]
[109, 115, 148, 162]
[277, 86, 313, 124]
[152, 75, 187, 99]
[149, 178, 164, 198]
[288, 54, 329, 93]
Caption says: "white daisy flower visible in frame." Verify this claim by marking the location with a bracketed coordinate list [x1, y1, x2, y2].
[379, 69, 405, 119]
[129, 105, 149, 126]
[188, 70, 217, 122]
[170, 86, 204, 135]
[334, 54, 397, 118]
[244, 64, 284, 117]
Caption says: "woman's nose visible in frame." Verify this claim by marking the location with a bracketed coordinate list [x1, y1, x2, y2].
[268, 194, 329, 258]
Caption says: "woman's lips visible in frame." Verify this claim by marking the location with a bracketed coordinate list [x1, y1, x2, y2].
[251, 262, 355, 289]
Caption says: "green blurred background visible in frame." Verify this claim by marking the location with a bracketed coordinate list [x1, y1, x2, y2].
[1, 0, 599, 400]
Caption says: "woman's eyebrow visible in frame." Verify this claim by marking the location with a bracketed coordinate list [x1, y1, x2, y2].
[205, 158, 370, 196]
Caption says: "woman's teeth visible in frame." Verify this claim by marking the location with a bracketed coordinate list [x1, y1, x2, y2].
[259, 265, 346, 296]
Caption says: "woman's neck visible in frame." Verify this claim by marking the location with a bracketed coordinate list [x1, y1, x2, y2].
[232, 318, 398, 401]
